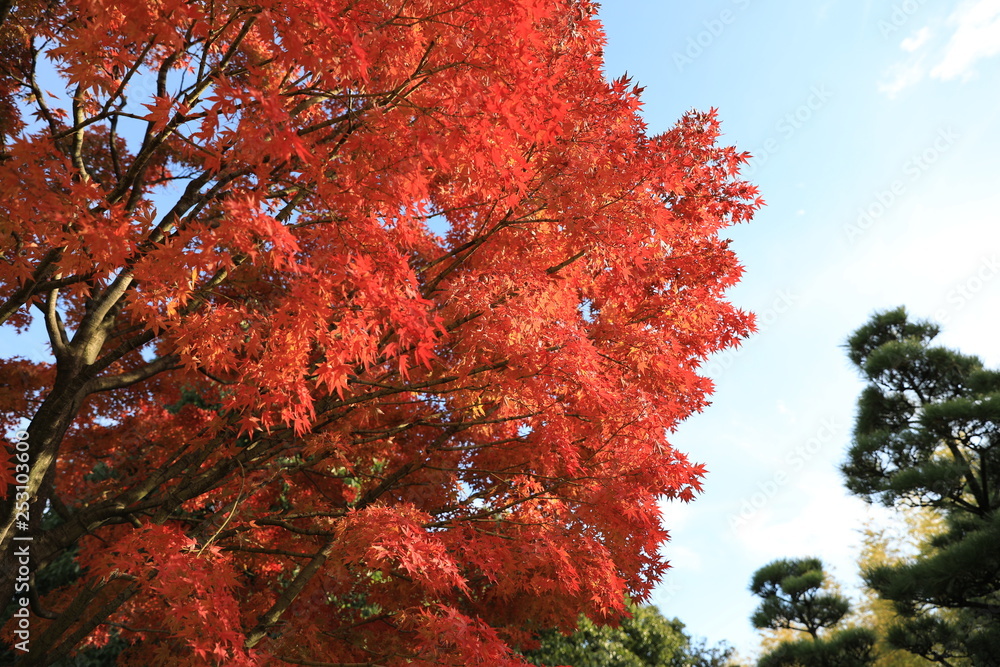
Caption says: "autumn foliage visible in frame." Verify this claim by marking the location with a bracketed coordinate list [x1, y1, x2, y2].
[0, 0, 760, 663]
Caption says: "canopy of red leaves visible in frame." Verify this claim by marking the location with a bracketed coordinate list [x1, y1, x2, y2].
[0, 0, 761, 664]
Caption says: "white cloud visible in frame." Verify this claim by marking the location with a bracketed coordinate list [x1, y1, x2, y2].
[901, 26, 932, 52]
[878, 0, 1000, 96]
[931, 0, 1000, 80]
[878, 59, 926, 98]
[731, 482, 869, 568]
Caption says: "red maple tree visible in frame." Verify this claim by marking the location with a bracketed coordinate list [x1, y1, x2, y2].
[0, 0, 761, 663]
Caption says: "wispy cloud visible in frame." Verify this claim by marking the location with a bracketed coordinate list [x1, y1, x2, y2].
[930, 0, 1000, 80]
[879, 0, 1000, 97]
[901, 26, 932, 52]
[878, 58, 927, 98]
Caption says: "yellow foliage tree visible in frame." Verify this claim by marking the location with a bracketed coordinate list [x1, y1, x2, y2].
[853, 509, 944, 667]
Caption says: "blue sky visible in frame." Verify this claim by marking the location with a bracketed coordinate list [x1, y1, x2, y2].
[598, 0, 1000, 659]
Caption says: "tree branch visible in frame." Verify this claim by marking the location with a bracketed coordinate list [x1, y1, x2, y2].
[83, 353, 181, 393]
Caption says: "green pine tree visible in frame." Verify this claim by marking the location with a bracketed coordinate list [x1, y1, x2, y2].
[750, 557, 876, 667]
[842, 307, 1000, 665]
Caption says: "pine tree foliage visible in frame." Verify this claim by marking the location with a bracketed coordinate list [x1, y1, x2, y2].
[750, 558, 851, 639]
[750, 558, 876, 667]
[756, 628, 879, 667]
[843, 307, 1000, 665]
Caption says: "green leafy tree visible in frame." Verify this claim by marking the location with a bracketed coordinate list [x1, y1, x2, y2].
[750, 558, 876, 667]
[842, 307, 1000, 665]
[524, 603, 737, 667]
